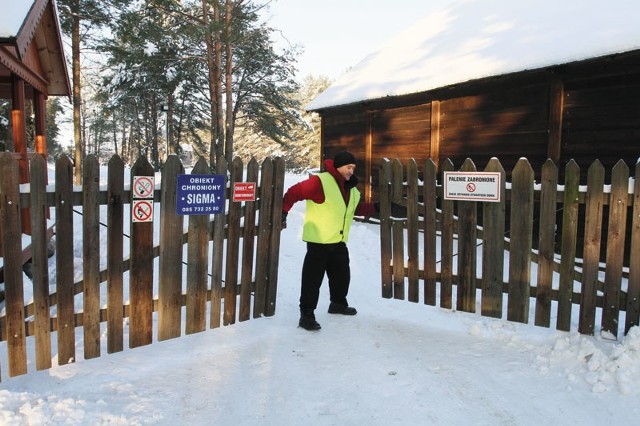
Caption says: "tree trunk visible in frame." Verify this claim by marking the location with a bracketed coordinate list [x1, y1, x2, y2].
[224, 0, 234, 164]
[202, 0, 218, 168]
[213, 0, 225, 164]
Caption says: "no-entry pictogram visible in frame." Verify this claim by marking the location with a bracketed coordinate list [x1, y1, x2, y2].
[133, 176, 155, 199]
[466, 182, 476, 192]
[132, 199, 154, 222]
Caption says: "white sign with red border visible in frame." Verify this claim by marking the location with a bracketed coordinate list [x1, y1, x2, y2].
[132, 199, 154, 222]
[443, 171, 501, 202]
[133, 176, 155, 199]
[232, 182, 256, 202]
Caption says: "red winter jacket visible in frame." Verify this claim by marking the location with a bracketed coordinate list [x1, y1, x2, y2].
[282, 159, 375, 218]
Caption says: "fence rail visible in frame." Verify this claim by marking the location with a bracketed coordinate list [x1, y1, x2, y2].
[0, 153, 285, 380]
[379, 157, 640, 339]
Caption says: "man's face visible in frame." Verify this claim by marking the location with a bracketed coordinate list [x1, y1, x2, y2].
[337, 164, 356, 181]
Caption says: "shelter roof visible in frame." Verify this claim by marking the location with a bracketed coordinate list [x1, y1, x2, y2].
[307, 0, 640, 111]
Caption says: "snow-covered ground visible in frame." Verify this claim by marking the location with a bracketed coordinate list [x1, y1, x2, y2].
[0, 172, 639, 425]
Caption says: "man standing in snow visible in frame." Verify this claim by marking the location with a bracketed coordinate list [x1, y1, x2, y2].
[282, 151, 375, 331]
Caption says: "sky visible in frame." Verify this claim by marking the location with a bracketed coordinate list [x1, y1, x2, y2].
[264, 0, 455, 81]
[0, 170, 639, 425]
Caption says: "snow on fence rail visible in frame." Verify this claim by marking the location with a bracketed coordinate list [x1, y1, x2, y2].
[0, 152, 285, 380]
[379, 157, 640, 339]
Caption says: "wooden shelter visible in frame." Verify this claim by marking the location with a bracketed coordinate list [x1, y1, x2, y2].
[307, 1, 640, 203]
[0, 0, 71, 233]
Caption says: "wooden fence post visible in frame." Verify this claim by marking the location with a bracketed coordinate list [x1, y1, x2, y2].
[107, 155, 125, 354]
[253, 158, 272, 318]
[507, 158, 534, 323]
[83, 155, 101, 359]
[601, 160, 629, 338]
[239, 158, 259, 321]
[626, 160, 640, 333]
[0, 152, 27, 377]
[55, 155, 75, 365]
[129, 156, 155, 348]
[265, 157, 285, 317]
[534, 159, 558, 327]
[423, 159, 437, 306]
[224, 157, 243, 325]
[210, 157, 228, 328]
[379, 159, 392, 299]
[391, 159, 405, 300]
[557, 160, 580, 331]
[158, 155, 185, 340]
[29, 154, 52, 370]
[579, 160, 605, 335]
[186, 157, 211, 334]
[457, 158, 477, 313]
[407, 159, 420, 303]
[481, 158, 506, 318]
[440, 159, 455, 309]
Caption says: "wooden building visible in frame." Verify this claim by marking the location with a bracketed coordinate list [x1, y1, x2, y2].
[307, 0, 640, 202]
[0, 0, 71, 233]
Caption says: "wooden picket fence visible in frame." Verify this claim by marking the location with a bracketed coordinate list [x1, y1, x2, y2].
[379, 157, 640, 338]
[0, 152, 285, 380]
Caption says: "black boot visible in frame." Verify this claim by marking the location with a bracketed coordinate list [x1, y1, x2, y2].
[328, 302, 357, 315]
[299, 308, 321, 331]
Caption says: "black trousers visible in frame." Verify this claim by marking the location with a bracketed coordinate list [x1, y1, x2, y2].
[299, 242, 350, 310]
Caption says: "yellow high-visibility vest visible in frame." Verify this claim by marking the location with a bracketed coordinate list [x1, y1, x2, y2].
[302, 172, 360, 243]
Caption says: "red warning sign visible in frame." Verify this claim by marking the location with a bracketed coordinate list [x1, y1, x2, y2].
[132, 199, 154, 222]
[233, 182, 256, 202]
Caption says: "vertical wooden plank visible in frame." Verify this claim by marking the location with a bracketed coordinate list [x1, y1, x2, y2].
[429, 100, 441, 170]
[406, 159, 420, 303]
[107, 155, 124, 354]
[29, 154, 52, 370]
[423, 159, 437, 305]
[557, 160, 580, 332]
[457, 159, 477, 313]
[440, 159, 455, 309]
[0, 152, 27, 376]
[186, 158, 211, 334]
[391, 159, 405, 300]
[253, 158, 272, 318]
[265, 157, 285, 317]
[55, 155, 75, 365]
[546, 77, 564, 164]
[579, 160, 605, 336]
[379, 159, 393, 299]
[239, 158, 259, 322]
[224, 157, 243, 325]
[83, 155, 101, 359]
[158, 155, 185, 341]
[210, 157, 228, 328]
[507, 158, 534, 324]
[392, 219, 405, 300]
[481, 158, 506, 318]
[535, 159, 558, 328]
[129, 156, 155, 348]
[625, 160, 640, 334]
[601, 160, 628, 338]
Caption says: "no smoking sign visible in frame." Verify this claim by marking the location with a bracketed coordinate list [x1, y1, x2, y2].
[132, 199, 154, 222]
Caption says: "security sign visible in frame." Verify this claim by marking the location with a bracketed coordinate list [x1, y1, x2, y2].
[176, 174, 225, 215]
[132, 199, 154, 222]
[233, 182, 256, 202]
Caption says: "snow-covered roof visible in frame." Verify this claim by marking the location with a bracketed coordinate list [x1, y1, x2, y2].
[0, 1, 35, 38]
[307, 0, 640, 111]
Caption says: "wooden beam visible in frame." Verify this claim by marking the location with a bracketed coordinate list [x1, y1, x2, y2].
[34, 91, 47, 157]
[11, 74, 31, 234]
[430, 100, 441, 169]
[547, 77, 564, 164]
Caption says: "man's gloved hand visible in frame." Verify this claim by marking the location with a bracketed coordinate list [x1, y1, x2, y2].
[281, 211, 288, 229]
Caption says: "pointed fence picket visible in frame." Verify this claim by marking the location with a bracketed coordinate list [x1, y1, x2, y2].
[379, 157, 640, 338]
[0, 153, 284, 381]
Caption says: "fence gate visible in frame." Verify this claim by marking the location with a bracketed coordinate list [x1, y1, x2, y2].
[0, 153, 285, 380]
[379, 157, 640, 339]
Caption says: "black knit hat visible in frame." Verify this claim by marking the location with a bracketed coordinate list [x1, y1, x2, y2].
[333, 151, 356, 168]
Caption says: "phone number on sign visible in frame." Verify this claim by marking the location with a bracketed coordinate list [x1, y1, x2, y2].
[179, 206, 220, 214]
